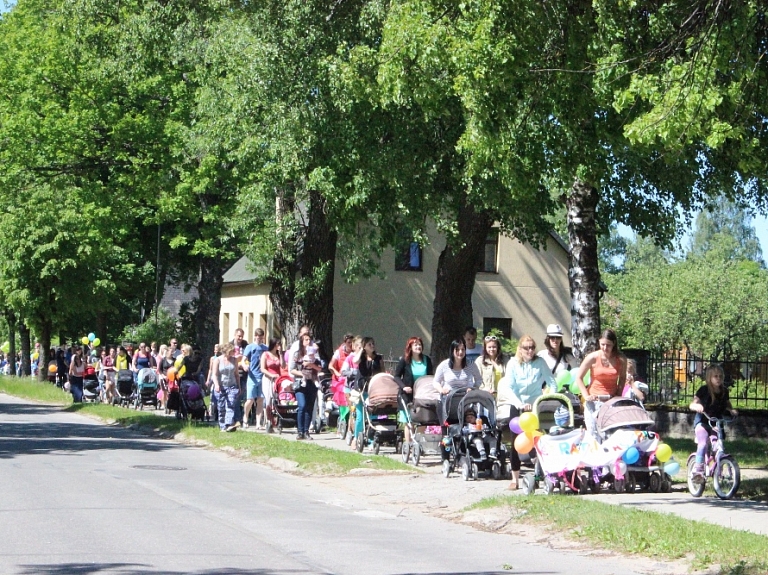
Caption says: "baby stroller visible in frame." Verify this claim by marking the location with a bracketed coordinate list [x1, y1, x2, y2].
[178, 378, 207, 421]
[520, 393, 592, 495]
[441, 388, 508, 480]
[595, 396, 672, 493]
[267, 375, 298, 433]
[134, 367, 159, 410]
[354, 373, 405, 455]
[403, 375, 443, 465]
[82, 366, 101, 403]
[114, 369, 135, 407]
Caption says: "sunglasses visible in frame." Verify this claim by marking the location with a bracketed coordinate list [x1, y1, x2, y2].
[521, 345, 536, 351]
[484, 335, 498, 342]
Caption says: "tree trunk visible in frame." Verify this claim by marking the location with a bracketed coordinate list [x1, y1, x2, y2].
[430, 201, 493, 363]
[36, 319, 52, 382]
[269, 187, 337, 355]
[5, 310, 16, 377]
[96, 313, 108, 350]
[195, 255, 227, 375]
[19, 320, 31, 376]
[566, 179, 601, 362]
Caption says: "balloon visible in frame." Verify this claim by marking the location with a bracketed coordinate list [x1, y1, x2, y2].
[655, 443, 672, 463]
[509, 417, 523, 435]
[664, 460, 681, 476]
[583, 371, 591, 386]
[569, 380, 581, 395]
[32, 352, 39, 360]
[555, 370, 573, 391]
[88, 333, 96, 342]
[81, 336, 89, 345]
[48, 364, 57, 374]
[519, 412, 539, 433]
[623, 446, 640, 465]
[1, 341, 9, 353]
[617, 460, 627, 476]
[93, 338, 101, 347]
[514, 432, 534, 454]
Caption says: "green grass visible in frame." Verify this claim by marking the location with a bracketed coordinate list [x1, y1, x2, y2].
[467, 496, 768, 574]
[0, 376, 413, 475]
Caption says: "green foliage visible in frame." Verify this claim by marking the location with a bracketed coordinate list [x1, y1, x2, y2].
[117, 306, 180, 348]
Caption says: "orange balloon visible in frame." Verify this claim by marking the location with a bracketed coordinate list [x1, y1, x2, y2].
[514, 432, 534, 454]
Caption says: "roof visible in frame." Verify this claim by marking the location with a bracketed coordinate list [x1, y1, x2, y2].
[222, 257, 267, 285]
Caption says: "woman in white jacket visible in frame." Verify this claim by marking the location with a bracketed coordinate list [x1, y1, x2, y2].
[497, 335, 555, 489]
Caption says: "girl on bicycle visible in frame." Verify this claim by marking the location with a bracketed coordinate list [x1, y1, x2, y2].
[689, 364, 738, 482]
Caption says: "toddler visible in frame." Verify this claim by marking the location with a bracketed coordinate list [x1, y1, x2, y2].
[462, 408, 495, 460]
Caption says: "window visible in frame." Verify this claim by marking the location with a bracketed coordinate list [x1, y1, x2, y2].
[395, 233, 423, 271]
[483, 317, 511, 340]
[477, 230, 499, 273]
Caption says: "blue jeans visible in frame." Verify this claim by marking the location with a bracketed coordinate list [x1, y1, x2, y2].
[295, 386, 316, 435]
[70, 376, 83, 403]
[217, 386, 240, 429]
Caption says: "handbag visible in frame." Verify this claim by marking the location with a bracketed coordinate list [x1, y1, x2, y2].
[290, 378, 303, 392]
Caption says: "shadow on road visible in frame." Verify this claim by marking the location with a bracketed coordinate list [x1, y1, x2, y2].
[0, 401, 177, 460]
[17, 567, 547, 575]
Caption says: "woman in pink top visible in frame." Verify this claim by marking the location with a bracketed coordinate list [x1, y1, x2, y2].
[575, 329, 626, 436]
[260, 338, 285, 431]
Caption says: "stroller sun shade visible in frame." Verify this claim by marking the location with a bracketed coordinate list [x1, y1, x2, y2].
[457, 389, 497, 427]
[595, 396, 655, 434]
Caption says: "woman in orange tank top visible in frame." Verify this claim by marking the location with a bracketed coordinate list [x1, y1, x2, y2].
[574, 329, 626, 437]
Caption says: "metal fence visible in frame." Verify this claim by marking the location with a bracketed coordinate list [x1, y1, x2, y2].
[626, 349, 768, 410]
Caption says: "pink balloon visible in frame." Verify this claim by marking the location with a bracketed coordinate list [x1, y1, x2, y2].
[509, 417, 523, 435]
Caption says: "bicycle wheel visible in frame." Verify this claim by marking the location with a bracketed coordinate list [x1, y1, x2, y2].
[713, 457, 740, 500]
[686, 455, 705, 498]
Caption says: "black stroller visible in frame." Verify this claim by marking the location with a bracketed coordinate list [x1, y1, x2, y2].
[114, 369, 135, 407]
[440, 388, 509, 480]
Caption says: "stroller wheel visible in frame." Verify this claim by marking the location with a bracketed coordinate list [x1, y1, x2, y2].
[491, 461, 502, 480]
[461, 458, 471, 482]
[265, 420, 273, 434]
[522, 472, 536, 495]
[614, 478, 626, 494]
[626, 472, 637, 493]
[543, 476, 556, 495]
[412, 442, 422, 466]
[589, 478, 602, 495]
[355, 432, 364, 453]
[577, 471, 589, 495]
[401, 441, 411, 464]
[648, 471, 661, 493]
[442, 458, 451, 478]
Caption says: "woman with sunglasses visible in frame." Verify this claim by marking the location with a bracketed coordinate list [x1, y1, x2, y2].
[537, 324, 576, 378]
[497, 335, 555, 489]
[475, 335, 505, 397]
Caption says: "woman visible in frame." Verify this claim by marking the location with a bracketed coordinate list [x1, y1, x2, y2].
[537, 324, 576, 379]
[212, 342, 240, 432]
[475, 335, 505, 396]
[115, 346, 131, 372]
[176, 344, 203, 382]
[132, 342, 153, 377]
[356, 337, 384, 383]
[329, 334, 354, 438]
[291, 333, 323, 440]
[68, 346, 86, 403]
[395, 336, 434, 443]
[433, 339, 482, 395]
[497, 335, 555, 489]
[575, 328, 626, 437]
[100, 347, 116, 403]
[260, 338, 285, 431]
[204, 343, 222, 422]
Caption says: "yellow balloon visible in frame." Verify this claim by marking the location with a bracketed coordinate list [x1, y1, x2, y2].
[519, 412, 539, 434]
[81, 336, 89, 345]
[656, 443, 672, 463]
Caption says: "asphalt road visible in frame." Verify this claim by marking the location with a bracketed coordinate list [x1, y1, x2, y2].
[0, 393, 665, 574]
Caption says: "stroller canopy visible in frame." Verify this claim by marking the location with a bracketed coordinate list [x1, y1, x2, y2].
[367, 373, 402, 409]
[457, 389, 497, 427]
[596, 396, 654, 434]
[413, 375, 440, 402]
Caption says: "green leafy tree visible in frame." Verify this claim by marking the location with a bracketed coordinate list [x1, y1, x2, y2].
[689, 196, 764, 265]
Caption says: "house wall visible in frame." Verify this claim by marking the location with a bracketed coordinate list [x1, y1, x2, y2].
[332, 231, 572, 362]
[219, 282, 272, 345]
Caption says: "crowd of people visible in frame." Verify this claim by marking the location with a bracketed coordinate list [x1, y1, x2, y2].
[25, 320, 734, 489]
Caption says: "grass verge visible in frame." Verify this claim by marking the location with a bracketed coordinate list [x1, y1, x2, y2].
[0, 376, 413, 475]
[467, 495, 768, 574]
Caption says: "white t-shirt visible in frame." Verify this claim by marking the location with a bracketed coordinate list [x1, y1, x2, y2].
[433, 359, 482, 391]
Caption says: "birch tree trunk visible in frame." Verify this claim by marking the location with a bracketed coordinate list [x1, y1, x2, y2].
[567, 179, 601, 362]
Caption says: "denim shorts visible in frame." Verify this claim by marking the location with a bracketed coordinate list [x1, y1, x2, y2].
[246, 375, 264, 400]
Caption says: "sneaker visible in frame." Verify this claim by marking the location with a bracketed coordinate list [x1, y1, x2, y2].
[489, 447, 497, 459]
[224, 425, 237, 432]
[691, 463, 705, 484]
[305, 433, 313, 441]
[296, 433, 305, 440]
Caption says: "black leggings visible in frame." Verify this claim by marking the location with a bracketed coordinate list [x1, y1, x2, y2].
[508, 405, 525, 472]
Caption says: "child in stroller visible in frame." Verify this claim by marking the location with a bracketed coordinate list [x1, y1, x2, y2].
[462, 408, 494, 461]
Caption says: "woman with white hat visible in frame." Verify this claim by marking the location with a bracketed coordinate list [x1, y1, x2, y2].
[537, 324, 576, 377]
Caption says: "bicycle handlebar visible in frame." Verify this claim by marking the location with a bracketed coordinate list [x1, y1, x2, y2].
[707, 415, 736, 426]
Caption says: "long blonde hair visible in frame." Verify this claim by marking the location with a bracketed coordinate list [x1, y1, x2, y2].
[705, 364, 725, 399]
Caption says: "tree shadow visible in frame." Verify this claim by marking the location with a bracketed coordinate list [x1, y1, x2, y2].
[16, 567, 547, 575]
[0, 402, 176, 460]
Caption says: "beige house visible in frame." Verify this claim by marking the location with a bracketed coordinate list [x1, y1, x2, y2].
[219, 229, 572, 358]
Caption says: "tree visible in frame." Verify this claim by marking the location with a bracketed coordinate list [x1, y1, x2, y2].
[689, 196, 764, 264]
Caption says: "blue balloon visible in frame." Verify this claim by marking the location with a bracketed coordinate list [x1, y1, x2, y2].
[664, 461, 681, 476]
[88, 332, 96, 342]
[622, 446, 640, 465]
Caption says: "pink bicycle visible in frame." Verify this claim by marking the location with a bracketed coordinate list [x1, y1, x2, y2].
[686, 416, 740, 500]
